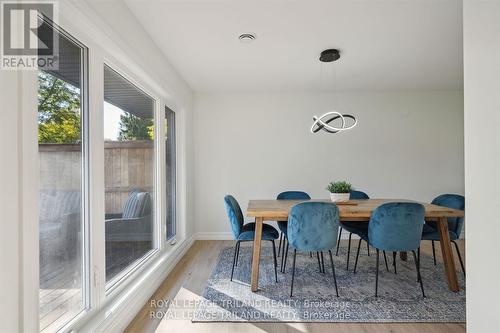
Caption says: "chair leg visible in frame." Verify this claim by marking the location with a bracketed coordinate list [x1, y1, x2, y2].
[375, 249, 380, 297]
[336, 227, 343, 256]
[235, 241, 240, 267]
[321, 251, 326, 274]
[328, 250, 339, 297]
[393, 251, 397, 274]
[354, 238, 362, 274]
[316, 252, 322, 273]
[278, 233, 283, 258]
[346, 233, 352, 270]
[270, 240, 277, 267]
[280, 238, 286, 273]
[231, 241, 239, 281]
[367, 241, 370, 256]
[412, 250, 426, 298]
[290, 249, 297, 297]
[282, 241, 289, 273]
[452, 240, 466, 276]
[283, 235, 288, 258]
[431, 240, 437, 266]
[271, 240, 278, 283]
[417, 247, 421, 282]
[383, 250, 389, 271]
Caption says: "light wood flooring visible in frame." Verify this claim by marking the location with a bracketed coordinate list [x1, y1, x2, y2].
[125, 240, 466, 333]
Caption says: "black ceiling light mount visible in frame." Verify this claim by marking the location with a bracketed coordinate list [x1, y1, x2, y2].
[319, 49, 340, 62]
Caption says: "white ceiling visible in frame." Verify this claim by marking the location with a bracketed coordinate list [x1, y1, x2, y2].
[124, 0, 463, 93]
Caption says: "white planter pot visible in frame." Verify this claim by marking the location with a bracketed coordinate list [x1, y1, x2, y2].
[330, 192, 350, 203]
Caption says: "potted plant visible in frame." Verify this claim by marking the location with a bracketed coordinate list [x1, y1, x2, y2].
[326, 181, 352, 202]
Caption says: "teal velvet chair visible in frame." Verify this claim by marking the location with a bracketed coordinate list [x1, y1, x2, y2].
[336, 190, 373, 269]
[224, 195, 279, 282]
[353, 202, 426, 297]
[287, 202, 340, 297]
[420, 194, 465, 276]
[276, 191, 311, 273]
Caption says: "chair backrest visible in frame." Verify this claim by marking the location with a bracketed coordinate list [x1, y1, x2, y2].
[431, 194, 465, 236]
[350, 190, 369, 200]
[368, 202, 425, 252]
[287, 202, 339, 252]
[276, 191, 311, 200]
[39, 190, 81, 223]
[122, 191, 152, 219]
[224, 195, 244, 239]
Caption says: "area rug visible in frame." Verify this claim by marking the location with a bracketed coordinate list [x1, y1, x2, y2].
[193, 245, 465, 322]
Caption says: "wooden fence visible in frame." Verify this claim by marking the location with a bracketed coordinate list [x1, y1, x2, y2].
[39, 141, 154, 214]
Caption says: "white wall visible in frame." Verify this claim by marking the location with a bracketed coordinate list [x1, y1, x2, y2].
[194, 91, 464, 236]
[464, 1, 500, 332]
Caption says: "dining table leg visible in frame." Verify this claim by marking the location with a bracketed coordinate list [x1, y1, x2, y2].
[437, 216, 460, 292]
[251, 216, 264, 292]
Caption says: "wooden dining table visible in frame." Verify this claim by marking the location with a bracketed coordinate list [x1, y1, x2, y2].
[246, 198, 464, 293]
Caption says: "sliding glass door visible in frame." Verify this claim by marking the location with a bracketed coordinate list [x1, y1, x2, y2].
[34, 11, 180, 332]
[103, 65, 156, 284]
[37, 20, 88, 332]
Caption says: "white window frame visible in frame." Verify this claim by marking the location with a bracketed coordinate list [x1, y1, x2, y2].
[33, 15, 91, 333]
[101, 61, 164, 294]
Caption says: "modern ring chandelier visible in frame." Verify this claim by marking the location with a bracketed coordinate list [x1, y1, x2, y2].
[311, 49, 358, 134]
[310, 111, 357, 134]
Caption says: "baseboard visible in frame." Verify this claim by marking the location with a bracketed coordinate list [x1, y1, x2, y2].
[80, 235, 196, 333]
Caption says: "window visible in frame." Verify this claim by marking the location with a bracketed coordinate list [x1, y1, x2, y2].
[103, 65, 156, 284]
[37, 20, 88, 332]
[165, 107, 176, 240]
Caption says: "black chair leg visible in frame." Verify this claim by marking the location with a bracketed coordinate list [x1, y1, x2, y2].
[375, 249, 380, 297]
[417, 247, 421, 282]
[383, 250, 389, 271]
[452, 240, 466, 276]
[321, 251, 326, 274]
[278, 233, 283, 258]
[280, 238, 286, 273]
[346, 233, 352, 270]
[316, 252, 322, 273]
[235, 241, 240, 267]
[393, 251, 397, 274]
[336, 227, 343, 256]
[353, 238, 362, 274]
[271, 240, 278, 283]
[231, 241, 239, 281]
[432, 240, 437, 266]
[290, 249, 297, 297]
[412, 250, 426, 298]
[328, 250, 339, 297]
[282, 241, 289, 273]
[367, 241, 370, 256]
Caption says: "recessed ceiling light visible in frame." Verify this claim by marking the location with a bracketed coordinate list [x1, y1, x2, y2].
[239, 33, 256, 43]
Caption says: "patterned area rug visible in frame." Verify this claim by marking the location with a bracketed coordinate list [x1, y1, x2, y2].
[193, 245, 465, 322]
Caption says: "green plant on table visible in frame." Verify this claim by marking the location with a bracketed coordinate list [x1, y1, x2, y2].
[326, 181, 353, 193]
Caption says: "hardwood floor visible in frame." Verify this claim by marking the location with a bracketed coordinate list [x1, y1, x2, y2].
[125, 240, 466, 333]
